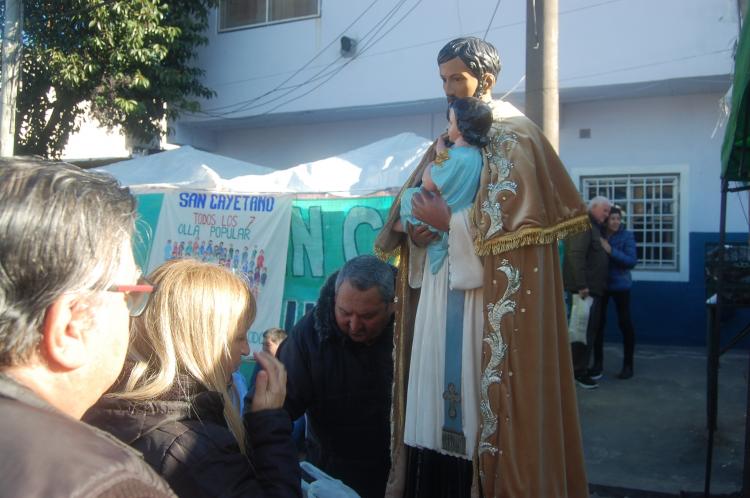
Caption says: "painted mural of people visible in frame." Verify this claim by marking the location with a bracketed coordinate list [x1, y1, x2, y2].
[165, 240, 173, 261]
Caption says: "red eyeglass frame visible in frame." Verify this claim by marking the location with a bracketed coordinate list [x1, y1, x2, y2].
[107, 278, 155, 317]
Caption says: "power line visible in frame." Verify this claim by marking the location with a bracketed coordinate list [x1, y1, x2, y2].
[199, 0, 411, 117]
[559, 48, 732, 84]
[260, 0, 424, 116]
[200, 0, 383, 114]
[200, 0, 420, 118]
[483, 0, 502, 40]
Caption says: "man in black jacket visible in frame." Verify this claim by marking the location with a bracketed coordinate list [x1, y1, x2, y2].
[0, 158, 174, 497]
[278, 255, 395, 498]
[563, 195, 611, 389]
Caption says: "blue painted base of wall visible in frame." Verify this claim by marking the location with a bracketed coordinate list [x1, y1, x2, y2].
[604, 232, 750, 349]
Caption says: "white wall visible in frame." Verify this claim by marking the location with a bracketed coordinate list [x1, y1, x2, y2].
[182, 0, 738, 122]
[214, 112, 434, 169]
[61, 117, 129, 160]
[560, 92, 744, 233]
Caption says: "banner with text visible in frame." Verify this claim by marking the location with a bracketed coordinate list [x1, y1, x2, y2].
[282, 196, 395, 330]
[143, 190, 293, 353]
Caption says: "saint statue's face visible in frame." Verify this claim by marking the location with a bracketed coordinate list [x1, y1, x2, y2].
[439, 57, 480, 104]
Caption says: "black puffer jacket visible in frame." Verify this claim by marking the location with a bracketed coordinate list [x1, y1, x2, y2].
[277, 271, 394, 498]
[563, 213, 609, 296]
[84, 378, 301, 498]
[0, 373, 174, 498]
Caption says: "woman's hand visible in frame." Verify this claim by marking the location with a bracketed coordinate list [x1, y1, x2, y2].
[250, 351, 287, 412]
[600, 238, 611, 254]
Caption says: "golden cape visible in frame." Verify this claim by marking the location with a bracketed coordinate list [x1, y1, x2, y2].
[375, 102, 590, 498]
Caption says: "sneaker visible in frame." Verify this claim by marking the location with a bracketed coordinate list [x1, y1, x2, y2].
[575, 375, 599, 389]
[588, 368, 603, 380]
[617, 366, 633, 380]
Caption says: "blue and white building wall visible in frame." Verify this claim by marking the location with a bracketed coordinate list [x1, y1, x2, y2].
[171, 0, 746, 346]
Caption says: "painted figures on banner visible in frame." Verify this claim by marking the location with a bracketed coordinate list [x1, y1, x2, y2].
[164, 239, 269, 299]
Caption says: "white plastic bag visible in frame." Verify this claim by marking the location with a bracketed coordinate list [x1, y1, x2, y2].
[568, 294, 593, 344]
[300, 461, 361, 498]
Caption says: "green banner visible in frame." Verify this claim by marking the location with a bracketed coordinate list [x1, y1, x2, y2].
[133, 193, 165, 271]
[281, 196, 394, 330]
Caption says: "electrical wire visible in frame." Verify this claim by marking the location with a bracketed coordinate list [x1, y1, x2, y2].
[735, 186, 750, 228]
[199, 0, 421, 118]
[202, 0, 628, 111]
[199, 0, 383, 114]
[198, 0, 412, 117]
[260, 0, 424, 116]
[483, 0, 502, 40]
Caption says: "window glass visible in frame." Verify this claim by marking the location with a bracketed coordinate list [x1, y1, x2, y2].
[581, 174, 679, 271]
[220, 0, 319, 30]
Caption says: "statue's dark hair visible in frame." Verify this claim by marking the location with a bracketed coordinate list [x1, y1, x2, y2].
[449, 97, 493, 148]
[437, 37, 501, 84]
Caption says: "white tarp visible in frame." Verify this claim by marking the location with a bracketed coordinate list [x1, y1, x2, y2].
[99, 132, 431, 195]
[97, 145, 274, 189]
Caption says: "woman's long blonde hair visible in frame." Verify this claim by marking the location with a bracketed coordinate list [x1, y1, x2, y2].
[112, 258, 255, 453]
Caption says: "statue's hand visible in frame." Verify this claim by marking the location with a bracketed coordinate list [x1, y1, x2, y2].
[408, 223, 440, 248]
[412, 189, 451, 232]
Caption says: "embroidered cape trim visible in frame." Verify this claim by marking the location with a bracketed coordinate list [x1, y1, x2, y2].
[473, 213, 591, 257]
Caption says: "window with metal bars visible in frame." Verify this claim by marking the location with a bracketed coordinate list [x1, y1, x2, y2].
[219, 0, 319, 30]
[580, 174, 680, 271]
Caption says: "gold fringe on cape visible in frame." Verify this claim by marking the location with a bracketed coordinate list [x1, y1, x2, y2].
[474, 213, 591, 257]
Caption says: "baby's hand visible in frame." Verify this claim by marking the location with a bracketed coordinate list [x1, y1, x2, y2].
[435, 134, 448, 153]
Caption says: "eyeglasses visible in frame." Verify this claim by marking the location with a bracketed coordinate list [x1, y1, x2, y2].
[108, 278, 155, 317]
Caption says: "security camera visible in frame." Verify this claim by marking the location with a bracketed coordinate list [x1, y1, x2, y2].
[340, 36, 357, 57]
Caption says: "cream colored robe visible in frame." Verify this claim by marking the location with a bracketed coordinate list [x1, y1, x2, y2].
[402, 210, 484, 459]
[375, 101, 590, 498]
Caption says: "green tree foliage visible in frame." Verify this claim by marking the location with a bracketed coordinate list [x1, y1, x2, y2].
[15, 0, 216, 158]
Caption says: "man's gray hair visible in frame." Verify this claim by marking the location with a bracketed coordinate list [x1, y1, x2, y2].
[0, 158, 136, 366]
[588, 196, 611, 210]
[334, 255, 396, 304]
[437, 37, 502, 82]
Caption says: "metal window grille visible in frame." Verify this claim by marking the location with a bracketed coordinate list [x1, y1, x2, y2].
[220, 0, 319, 30]
[581, 174, 680, 271]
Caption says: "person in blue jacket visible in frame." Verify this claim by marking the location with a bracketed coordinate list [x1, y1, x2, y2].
[599, 206, 638, 379]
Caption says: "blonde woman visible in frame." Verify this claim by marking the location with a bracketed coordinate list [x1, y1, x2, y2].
[84, 259, 301, 498]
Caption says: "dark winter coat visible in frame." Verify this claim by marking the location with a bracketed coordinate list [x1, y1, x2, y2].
[563, 213, 609, 296]
[277, 271, 394, 498]
[0, 373, 174, 498]
[606, 226, 637, 292]
[83, 377, 301, 498]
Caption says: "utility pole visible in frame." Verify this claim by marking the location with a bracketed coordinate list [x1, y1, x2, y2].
[525, 0, 559, 152]
[1, 0, 23, 157]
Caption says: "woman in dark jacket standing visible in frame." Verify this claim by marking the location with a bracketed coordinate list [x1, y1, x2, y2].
[600, 206, 638, 379]
[84, 259, 301, 498]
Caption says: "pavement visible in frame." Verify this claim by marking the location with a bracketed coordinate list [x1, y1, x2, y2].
[577, 343, 748, 498]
